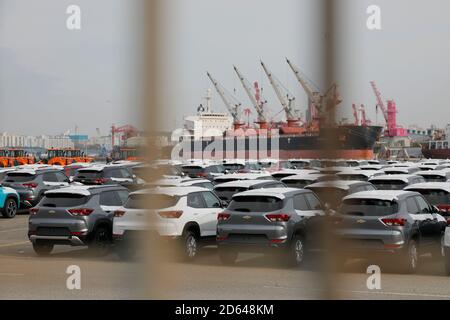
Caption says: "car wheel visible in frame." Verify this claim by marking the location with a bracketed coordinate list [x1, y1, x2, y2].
[182, 230, 199, 261]
[286, 235, 306, 267]
[218, 247, 238, 265]
[399, 240, 419, 274]
[2, 198, 17, 218]
[32, 241, 54, 256]
[89, 226, 112, 256]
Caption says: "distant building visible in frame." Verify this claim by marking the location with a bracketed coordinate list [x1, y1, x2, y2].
[0, 132, 74, 149]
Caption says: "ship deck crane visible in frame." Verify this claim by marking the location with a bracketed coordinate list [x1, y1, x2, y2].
[207, 72, 243, 130]
[233, 65, 267, 129]
[352, 103, 359, 126]
[286, 58, 342, 125]
[260, 61, 298, 127]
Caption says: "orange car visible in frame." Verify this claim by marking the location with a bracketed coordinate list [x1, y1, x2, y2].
[43, 148, 94, 166]
[0, 149, 34, 167]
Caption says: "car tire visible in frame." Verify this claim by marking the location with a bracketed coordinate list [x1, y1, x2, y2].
[182, 230, 199, 261]
[218, 247, 238, 265]
[1, 198, 17, 218]
[398, 239, 419, 274]
[286, 235, 306, 267]
[89, 226, 112, 256]
[32, 241, 54, 256]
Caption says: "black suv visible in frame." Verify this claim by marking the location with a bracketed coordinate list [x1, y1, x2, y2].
[2, 168, 70, 208]
[74, 165, 138, 190]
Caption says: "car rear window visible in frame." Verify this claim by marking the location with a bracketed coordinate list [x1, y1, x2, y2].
[181, 166, 204, 174]
[338, 174, 368, 181]
[407, 189, 449, 205]
[126, 194, 180, 209]
[4, 172, 35, 182]
[421, 175, 446, 182]
[223, 164, 245, 171]
[340, 198, 399, 216]
[40, 193, 89, 207]
[282, 180, 312, 188]
[214, 187, 247, 201]
[307, 187, 347, 209]
[75, 170, 103, 179]
[228, 196, 283, 212]
[370, 180, 406, 190]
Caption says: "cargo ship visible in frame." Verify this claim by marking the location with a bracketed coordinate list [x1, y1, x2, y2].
[175, 60, 383, 160]
[177, 107, 382, 160]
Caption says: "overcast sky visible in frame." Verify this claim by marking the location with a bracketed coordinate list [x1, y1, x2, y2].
[1, 0, 449, 136]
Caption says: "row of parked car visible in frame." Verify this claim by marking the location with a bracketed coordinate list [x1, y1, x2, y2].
[1, 158, 450, 275]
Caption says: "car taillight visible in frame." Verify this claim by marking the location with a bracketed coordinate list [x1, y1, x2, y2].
[216, 235, 228, 241]
[196, 172, 207, 178]
[437, 204, 450, 213]
[381, 218, 406, 226]
[113, 210, 126, 217]
[23, 182, 38, 188]
[265, 213, 290, 222]
[29, 207, 39, 215]
[94, 178, 108, 184]
[158, 210, 183, 218]
[446, 219, 450, 226]
[218, 212, 231, 221]
[67, 208, 94, 216]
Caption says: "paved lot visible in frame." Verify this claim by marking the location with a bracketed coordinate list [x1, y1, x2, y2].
[2, 214, 450, 299]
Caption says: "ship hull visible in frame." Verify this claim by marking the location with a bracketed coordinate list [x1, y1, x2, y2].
[178, 125, 383, 160]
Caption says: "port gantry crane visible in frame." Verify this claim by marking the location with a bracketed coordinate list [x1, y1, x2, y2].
[286, 58, 342, 127]
[260, 60, 299, 127]
[233, 65, 268, 129]
[206, 71, 243, 130]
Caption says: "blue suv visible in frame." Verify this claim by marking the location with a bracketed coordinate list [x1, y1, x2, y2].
[0, 186, 20, 218]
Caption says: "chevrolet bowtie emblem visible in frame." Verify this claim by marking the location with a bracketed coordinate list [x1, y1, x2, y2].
[242, 215, 251, 220]
[356, 219, 366, 224]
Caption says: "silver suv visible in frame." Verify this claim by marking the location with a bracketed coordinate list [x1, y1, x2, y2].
[28, 185, 129, 255]
[336, 190, 446, 273]
[216, 188, 324, 266]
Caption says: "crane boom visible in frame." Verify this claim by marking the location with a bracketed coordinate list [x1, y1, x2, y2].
[286, 58, 321, 108]
[370, 81, 388, 123]
[233, 65, 266, 122]
[352, 103, 359, 125]
[206, 72, 242, 124]
[260, 61, 296, 121]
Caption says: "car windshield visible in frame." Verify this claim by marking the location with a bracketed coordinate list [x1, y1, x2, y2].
[228, 195, 283, 212]
[126, 194, 180, 209]
[407, 189, 450, 205]
[340, 198, 399, 216]
[214, 187, 247, 201]
[370, 180, 406, 190]
[40, 193, 89, 207]
[4, 172, 35, 182]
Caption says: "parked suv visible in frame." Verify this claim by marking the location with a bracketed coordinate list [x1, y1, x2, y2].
[74, 164, 138, 190]
[28, 185, 129, 255]
[181, 164, 226, 180]
[404, 182, 450, 215]
[415, 170, 450, 182]
[2, 168, 70, 208]
[0, 186, 20, 218]
[214, 179, 286, 205]
[216, 188, 325, 266]
[336, 190, 446, 273]
[114, 186, 224, 260]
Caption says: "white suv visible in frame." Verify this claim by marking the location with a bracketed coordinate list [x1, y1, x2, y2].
[113, 186, 224, 260]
